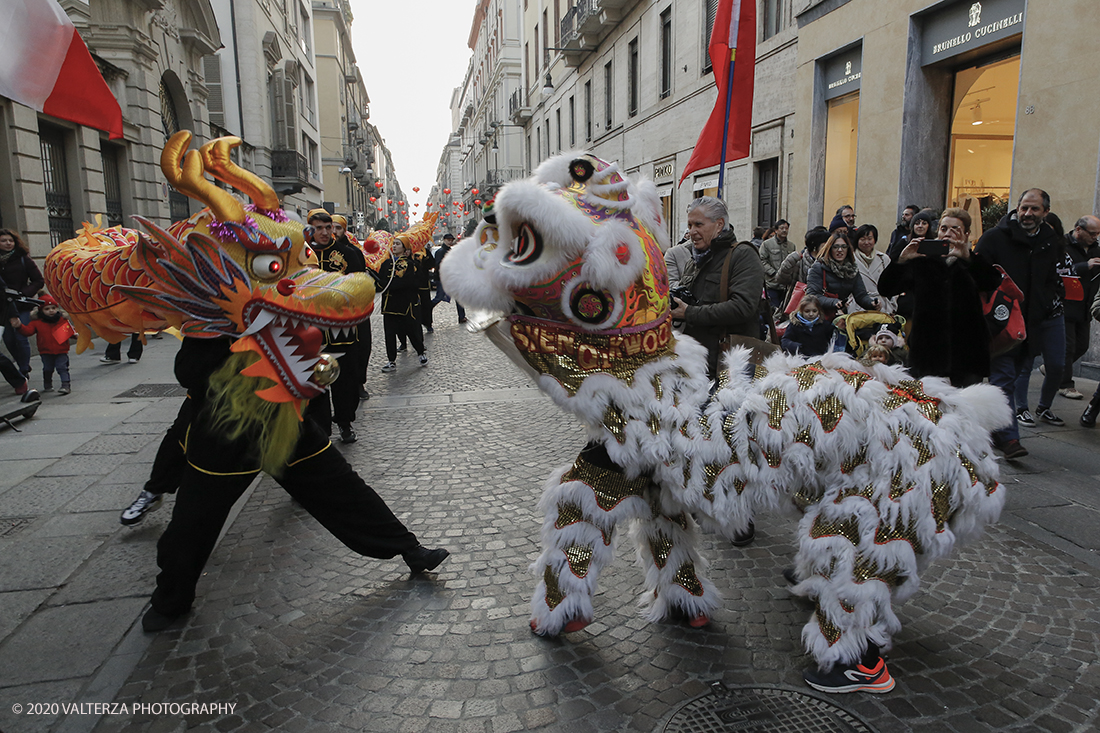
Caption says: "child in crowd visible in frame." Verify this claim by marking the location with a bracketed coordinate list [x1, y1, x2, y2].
[867, 324, 907, 366]
[781, 296, 833, 357]
[12, 294, 75, 394]
[860, 344, 892, 367]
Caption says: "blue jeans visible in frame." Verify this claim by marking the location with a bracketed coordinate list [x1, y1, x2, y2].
[1013, 315, 1065, 413]
[40, 353, 70, 387]
[991, 315, 1065, 444]
[430, 285, 465, 321]
[2, 310, 32, 374]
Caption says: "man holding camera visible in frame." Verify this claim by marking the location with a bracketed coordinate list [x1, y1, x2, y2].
[669, 197, 765, 381]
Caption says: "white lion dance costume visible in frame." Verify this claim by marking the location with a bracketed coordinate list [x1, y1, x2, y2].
[441, 154, 1011, 692]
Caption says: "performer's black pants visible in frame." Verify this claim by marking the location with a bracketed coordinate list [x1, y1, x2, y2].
[418, 289, 433, 330]
[384, 313, 424, 361]
[143, 397, 192, 496]
[151, 418, 419, 617]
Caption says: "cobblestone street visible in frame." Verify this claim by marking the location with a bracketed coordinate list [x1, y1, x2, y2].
[2, 309, 1099, 733]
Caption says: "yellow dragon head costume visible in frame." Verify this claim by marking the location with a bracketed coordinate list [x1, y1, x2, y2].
[44, 131, 375, 407]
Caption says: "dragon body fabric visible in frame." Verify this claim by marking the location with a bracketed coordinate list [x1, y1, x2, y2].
[441, 153, 1012, 675]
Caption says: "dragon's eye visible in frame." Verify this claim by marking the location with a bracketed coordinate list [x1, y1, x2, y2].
[251, 254, 285, 279]
[506, 222, 542, 265]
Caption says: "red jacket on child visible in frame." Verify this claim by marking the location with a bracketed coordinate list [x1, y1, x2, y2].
[17, 317, 74, 355]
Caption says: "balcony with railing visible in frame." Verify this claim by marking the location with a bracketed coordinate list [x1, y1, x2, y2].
[487, 168, 528, 187]
[508, 89, 531, 125]
[271, 149, 309, 194]
[558, 0, 635, 65]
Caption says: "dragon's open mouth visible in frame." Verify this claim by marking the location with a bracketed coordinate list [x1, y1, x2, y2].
[242, 304, 367, 399]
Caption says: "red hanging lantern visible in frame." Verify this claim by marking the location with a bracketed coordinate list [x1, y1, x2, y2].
[443, 188, 451, 195]
[471, 188, 479, 195]
[413, 203, 419, 207]
[376, 206, 382, 211]
[387, 199, 392, 204]
[398, 201, 404, 206]
[370, 196, 376, 202]
[375, 182, 383, 189]
[474, 199, 482, 206]
[412, 186, 420, 193]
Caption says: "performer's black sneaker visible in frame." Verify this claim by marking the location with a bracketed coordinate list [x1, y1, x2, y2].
[403, 546, 449, 574]
[803, 655, 895, 694]
[338, 423, 357, 444]
[141, 607, 187, 633]
[120, 490, 164, 526]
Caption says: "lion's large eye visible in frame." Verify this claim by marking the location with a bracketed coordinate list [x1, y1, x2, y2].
[505, 222, 542, 265]
[251, 254, 285, 280]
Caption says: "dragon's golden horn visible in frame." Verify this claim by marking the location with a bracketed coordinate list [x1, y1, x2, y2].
[160, 131, 246, 223]
[199, 137, 281, 212]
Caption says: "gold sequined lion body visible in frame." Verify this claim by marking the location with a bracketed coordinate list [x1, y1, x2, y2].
[440, 153, 1011, 677]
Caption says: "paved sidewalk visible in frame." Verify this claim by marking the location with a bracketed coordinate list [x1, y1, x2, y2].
[1, 310, 1098, 733]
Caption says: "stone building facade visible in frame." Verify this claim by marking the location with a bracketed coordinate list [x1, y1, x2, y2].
[0, 0, 220, 257]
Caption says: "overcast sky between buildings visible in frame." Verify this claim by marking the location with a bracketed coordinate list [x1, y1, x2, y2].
[350, 0, 476, 219]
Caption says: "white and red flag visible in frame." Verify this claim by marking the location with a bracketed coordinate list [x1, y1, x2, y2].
[679, 0, 756, 192]
[0, 0, 123, 139]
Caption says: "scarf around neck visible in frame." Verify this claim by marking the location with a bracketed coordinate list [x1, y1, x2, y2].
[824, 257, 858, 281]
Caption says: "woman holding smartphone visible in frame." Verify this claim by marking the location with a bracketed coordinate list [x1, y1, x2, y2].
[878, 208, 1001, 386]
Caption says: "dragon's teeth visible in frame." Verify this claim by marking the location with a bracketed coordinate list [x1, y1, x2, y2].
[242, 309, 276, 337]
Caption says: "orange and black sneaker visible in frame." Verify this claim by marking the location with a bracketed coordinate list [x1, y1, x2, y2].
[803, 655, 895, 694]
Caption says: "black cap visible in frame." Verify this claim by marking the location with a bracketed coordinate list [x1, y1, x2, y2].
[442, 233, 455, 241]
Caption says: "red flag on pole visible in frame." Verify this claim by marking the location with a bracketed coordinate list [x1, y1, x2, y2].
[679, 0, 756, 187]
[0, 0, 124, 139]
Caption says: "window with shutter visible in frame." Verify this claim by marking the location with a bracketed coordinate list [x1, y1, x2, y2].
[704, 0, 718, 72]
[203, 55, 224, 127]
[283, 75, 297, 150]
[270, 69, 287, 150]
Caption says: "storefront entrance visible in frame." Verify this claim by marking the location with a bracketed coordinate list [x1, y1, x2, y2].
[948, 54, 1020, 241]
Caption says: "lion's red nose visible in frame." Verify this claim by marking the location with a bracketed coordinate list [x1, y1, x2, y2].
[276, 278, 296, 296]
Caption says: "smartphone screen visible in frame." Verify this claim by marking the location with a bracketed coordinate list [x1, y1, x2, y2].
[917, 239, 950, 257]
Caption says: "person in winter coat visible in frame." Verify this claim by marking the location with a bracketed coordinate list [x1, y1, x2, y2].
[805, 229, 880, 321]
[13, 294, 74, 393]
[781, 296, 832, 357]
[888, 204, 920, 254]
[664, 231, 693, 290]
[1058, 216, 1100, 400]
[973, 189, 1066, 459]
[849, 224, 895, 315]
[887, 208, 936, 263]
[879, 207, 1000, 387]
[759, 220, 793, 308]
[669, 197, 765, 380]
[0, 228, 44, 376]
[828, 205, 856, 238]
[0, 271, 33, 396]
[777, 227, 830, 297]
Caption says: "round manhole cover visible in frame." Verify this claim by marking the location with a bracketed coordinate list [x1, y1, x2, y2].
[663, 684, 876, 733]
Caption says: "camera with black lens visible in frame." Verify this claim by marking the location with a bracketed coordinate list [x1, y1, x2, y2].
[670, 286, 697, 306]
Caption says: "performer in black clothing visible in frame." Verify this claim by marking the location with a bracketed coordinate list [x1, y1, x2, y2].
[144, 336, 448, 631]
[303, 210, 367, 443]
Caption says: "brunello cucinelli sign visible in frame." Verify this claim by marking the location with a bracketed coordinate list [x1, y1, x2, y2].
[922, 0, 1026, 65]
[822, 45, 862, 101]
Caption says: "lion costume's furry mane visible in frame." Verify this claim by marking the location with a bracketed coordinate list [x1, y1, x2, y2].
[442, 152, 1011, 673]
